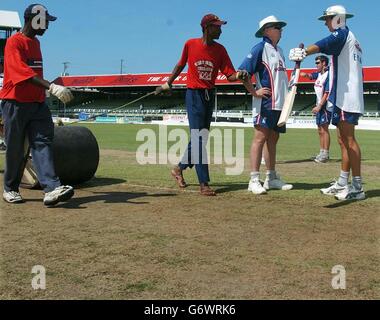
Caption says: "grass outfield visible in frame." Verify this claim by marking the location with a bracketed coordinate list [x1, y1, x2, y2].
[0, 123, 379, 299]
[85, 124, 380, 193]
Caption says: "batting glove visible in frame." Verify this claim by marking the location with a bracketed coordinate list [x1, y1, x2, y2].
[289, 48, 307, 62]
[49, 84, 74, 104]
[155, 82, 172, 95]
[236, 70, 249, 81]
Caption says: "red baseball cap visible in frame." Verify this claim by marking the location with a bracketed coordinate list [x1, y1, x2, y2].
[200, 14, 227, 28]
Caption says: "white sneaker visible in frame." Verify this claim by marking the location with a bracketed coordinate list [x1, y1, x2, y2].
[314, 154, 329, 163]
[43, 185, 74, 206]
[263, 174, 293, 191]
[3, 191, 24, 204]
[248, 178, 267, 195]
[320, 181, 347, 196]
[335, 185, 366, 201]
[310, 153, 320, 161]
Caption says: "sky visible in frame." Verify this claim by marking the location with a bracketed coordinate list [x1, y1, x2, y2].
[1, 0, 379, 81]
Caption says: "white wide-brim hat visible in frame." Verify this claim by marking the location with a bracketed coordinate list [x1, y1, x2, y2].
[255, 15, 287, 38]
[318, 5, 354, 20]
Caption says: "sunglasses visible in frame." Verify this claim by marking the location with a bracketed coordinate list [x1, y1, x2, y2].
[266, 24, 282, 31]
[315, 61, 321, 65]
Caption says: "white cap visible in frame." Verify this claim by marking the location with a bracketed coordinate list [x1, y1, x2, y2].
[255, 15, 287, 38]
[318, 5, 354, 20]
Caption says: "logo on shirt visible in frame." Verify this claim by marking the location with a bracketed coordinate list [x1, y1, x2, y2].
[27, 59, 43, 69]
[354, 41, 362, 53]
[195, 60, 214, 81]
[275, 60, 286, 72]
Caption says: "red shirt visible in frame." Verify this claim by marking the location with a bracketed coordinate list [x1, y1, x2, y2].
[178, 38, 236, 89]
[0, 32, 45, 103]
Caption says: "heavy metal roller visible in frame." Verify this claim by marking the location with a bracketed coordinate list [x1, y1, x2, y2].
[21, 126, 99, 188]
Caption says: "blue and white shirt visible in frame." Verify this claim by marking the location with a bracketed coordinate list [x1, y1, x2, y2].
[311, 71, 333, 112]
[239, 37, 288, 114]
[315, 27, 364, 114]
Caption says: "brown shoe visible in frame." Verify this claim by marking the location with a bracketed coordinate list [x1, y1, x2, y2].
[171, 166, 187, 188]
[200, 184, 216, 196]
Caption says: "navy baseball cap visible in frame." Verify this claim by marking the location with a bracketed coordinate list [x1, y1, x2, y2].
[24, 4, 57, 21]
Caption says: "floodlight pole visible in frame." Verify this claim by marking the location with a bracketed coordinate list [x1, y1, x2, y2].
[120, 59, 125, 74]
[62, 62, 70, 76]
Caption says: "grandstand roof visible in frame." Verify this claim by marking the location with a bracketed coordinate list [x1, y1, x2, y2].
[54, 66, 380, 90]
[0, 10, 22, 30]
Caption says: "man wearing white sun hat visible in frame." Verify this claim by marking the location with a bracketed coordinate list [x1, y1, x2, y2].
[289, 5, 365, 201]
[238, 15, 293, 195]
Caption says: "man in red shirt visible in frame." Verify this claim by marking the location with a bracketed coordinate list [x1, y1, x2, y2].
[156, 14, 259, 196]
[0, 4, 74, 205]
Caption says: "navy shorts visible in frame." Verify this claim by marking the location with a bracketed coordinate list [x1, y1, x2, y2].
[331, 106, 360, 126]
[316, 109, 332, 126]
[253, 108, 286, 133]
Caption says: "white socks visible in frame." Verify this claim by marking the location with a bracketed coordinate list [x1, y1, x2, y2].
[338, 171, 350, 186]
[266, 170, 276, 180]
[352, 176, 363, 190]
[250, 171, 260, 181]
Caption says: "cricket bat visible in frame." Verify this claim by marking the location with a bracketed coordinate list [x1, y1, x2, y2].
[277, 43, 304, 127]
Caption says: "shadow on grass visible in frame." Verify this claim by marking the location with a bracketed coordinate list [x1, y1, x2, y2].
[60, 191, 176, 209]
[75, 177, 127, 189]
[214, 182, 380, 195]
[292, 182, 331, 190]
[324, 189, 380, 208]
[26, 191, 176, 209]
[277, 158, 341, 164]
[213, 182, 249, 194]
[215, 181, 331, 193]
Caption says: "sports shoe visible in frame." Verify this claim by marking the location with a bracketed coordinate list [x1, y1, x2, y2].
[334, 185, 365, 201]
[314, 154, 329, 163]
[3, 191, 24, 204]
[263, 174, 293, 191]
[43, 185, 74, 206]
[310, 154, 319, 161]
[320, 181, 347, 196]
[248, 178, 267, 195]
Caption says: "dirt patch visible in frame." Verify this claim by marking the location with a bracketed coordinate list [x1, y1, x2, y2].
[0, 151, 379, 299]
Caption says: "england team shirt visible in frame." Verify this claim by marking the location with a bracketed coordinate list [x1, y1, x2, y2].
[315, 27, 364, 114]
[239, 37, 288, 113]
[178, 38, 236, 89]
[312, 71, 333, 112]
[0, 32, 45, 103]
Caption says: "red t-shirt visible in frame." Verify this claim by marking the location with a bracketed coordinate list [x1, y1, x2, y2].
[0, 32, 45, 103]
[178, 38, 236, 89]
